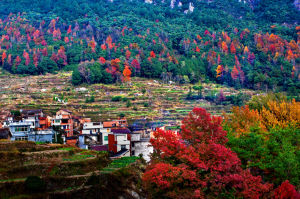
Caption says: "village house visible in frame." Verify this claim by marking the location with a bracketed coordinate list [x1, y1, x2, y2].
[108, 128, 132, 157]
[1, 108, 158, 160]
[103, 118, 128, 128]
[9, 122, 31, 141]
[78, 122, 111, 149]
[2, 115, 16, 127]
[108, 133, 130, 157]
[51, 109, 74, 137]
[8, 121, 56, 143]
[37, 116, 52, 130]
[21, 109, 44, 130]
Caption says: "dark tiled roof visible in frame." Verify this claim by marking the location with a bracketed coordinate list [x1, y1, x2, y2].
[90, 145, 108, 151]
[0, 128, 11, 139]
[111, 128, 131, 134]
[21, 109, 43, 115]
[66, 136, 78, 140]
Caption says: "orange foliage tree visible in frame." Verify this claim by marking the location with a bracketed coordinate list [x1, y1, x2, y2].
[231, 65, 239, 80]
[2, 51, 7, 65]
[216, 65, 224, 78]
[122, 65, 131, 82]
[224, 105, 266, 138]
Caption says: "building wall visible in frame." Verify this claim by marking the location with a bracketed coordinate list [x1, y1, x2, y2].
[66, 139, 77, 146]
[108, 134, 117, 153]
[132, 140, 153, 162]
[78, 135, 89, 149]
[101, 132, 109, 145]
[28, 134, 53, 143]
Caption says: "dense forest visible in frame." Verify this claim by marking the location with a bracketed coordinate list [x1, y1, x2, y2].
[0, 0, 299, 95]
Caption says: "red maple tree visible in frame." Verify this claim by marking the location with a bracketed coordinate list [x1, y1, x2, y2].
[143, 108, 273, 199]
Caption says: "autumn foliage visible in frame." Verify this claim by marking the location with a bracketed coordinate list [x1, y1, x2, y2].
[122, 65, 131, 82]
[143, 108, 274, 199]
[259, 99, 300, 130]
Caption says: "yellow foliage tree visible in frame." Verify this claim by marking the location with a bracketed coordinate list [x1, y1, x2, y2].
[259, 99, 300, 130]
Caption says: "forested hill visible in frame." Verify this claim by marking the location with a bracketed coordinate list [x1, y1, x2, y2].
[0, 0, 299, 95]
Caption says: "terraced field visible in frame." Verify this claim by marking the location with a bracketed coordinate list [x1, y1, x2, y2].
[0, 141, 142, 198]
[0, 70, 258, 125]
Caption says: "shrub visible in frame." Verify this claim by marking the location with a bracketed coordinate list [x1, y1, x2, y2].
[25, 176, 45, 192]
[118, 113, 125, 118]
[143, 102, 149, 107]
[111, 96, 122, 102]
[86, 173, 99, 186]
[126, 100, 132, 107]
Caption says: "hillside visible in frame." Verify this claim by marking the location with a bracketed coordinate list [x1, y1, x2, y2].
[0, 70, 256, 123]
[0, 0, 298, 96]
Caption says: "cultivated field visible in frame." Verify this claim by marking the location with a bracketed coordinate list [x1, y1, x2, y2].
[0, 70, 257, 124]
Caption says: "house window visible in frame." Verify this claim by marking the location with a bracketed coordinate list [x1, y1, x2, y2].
[121, 145, 126, 150]
[15, 136, 28, 141]
[104, 136, 108, 141]
[132, 142, 135, 147]
[15, 127, 28, 132]
[132, 150, 135, 156]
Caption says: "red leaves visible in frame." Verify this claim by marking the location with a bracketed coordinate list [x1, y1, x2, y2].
[88, 39, 96, 53]
[106, 58, 121, 76]
[14, 56, 21, 66]
[64, 37, 69, 44]
[204, 29, 210, 35]
[230, 42, 236, 54]
[41, 40, 47, 46]
[99, 57, 106, 64]
[7, 54, 11, 65]
[221, 41, 228, 54]
[181, 108, 227, 145]
[121, 26, 127, 37]
[143, 108, 272, 199]
[143, 163, 183, 190]
[106, 35, 113, 49]
[231, 65, 239, 80]
[125, 50, 131, 60]
[2, 51, 7, 65]
[67, 25, 72, 34]
[150, 51, 156, 58]
[273, 180, 300, 199]
[42, 48, 48, 56]
[33, 51, 38, 67]
[57, 46, 67, 65]
[23, 50, 30, 66]
[197, 35, 202, 40]
[50, 52, 58, 63]
[131, 59, 140, 72]
[101, 44, 107, 51]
